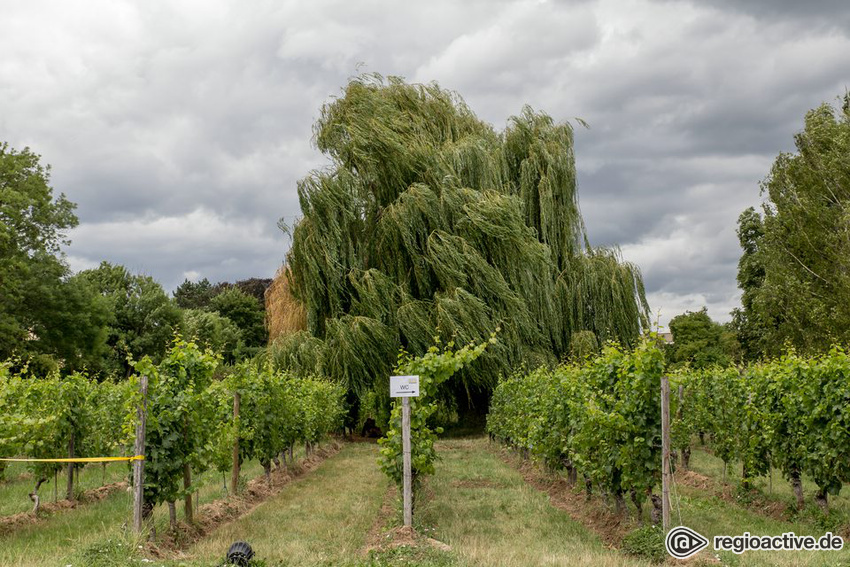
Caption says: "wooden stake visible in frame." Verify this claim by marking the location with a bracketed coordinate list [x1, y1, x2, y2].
[66, 432, 75, 500]
[402, 397, 412, 528]
[231, 391, 241, 496]
[132, 373, 149, 534]
[183, 464, 193, 523]
[661, 376, 671, 531]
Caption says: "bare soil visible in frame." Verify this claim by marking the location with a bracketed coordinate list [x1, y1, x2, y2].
[361, 482, 452, 556]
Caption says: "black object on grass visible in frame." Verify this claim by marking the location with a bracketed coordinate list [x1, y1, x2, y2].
[226, 541, 255, 566]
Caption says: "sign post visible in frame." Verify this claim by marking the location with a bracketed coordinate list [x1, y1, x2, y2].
[390, 375, 420, 528]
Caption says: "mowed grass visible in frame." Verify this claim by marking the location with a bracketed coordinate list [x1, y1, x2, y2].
[176, 438, 650, 567]
[416, 438, 650, 567]
[9, 437, 850, 566]
[184, 442, 389, 566]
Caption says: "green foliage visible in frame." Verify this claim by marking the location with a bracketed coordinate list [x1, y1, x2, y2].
[219, 363, 343, 472]
[132, 337, 220, 507]
[488, 339, 665, 505]
[568, 330, 599, 360]
[674, 348, 850, 506]
[0, 143, 76, 258]
[173, 277, 217, 310]
[378, 338, 492, 494]
[0, 143, 110, 371]
[209, 286, 268, 350]
[735, 97, 850, 357]
[138, 339, 344, 510]
[78, 262, 182, 377]
[284, 74, 649, 406]
[182, 308, 244, 364]
[0, 367, 130, 483]
[265, 330, 325, 377]
[731, 207, 767, 361]
[621, 525, 666, 563]
[668, 308, 735, 368]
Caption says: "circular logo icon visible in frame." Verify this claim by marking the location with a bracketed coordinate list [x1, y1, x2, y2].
[665, 526, 709, 559]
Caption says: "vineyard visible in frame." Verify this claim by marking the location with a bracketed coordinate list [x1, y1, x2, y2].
[488, 339, 850, 521]
[0, 338, 345, 533]
[2, 23, 850, 563]
[3, 334, 850, 565]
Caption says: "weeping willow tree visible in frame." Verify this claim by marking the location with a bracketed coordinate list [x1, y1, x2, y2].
[275, 74, 648, 409]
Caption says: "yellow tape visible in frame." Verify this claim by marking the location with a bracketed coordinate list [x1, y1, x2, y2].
[0, 456, 144, 463]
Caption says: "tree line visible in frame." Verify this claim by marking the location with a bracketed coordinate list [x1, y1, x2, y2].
[672, 94, 850, 364]
[0, 143, 269, 379]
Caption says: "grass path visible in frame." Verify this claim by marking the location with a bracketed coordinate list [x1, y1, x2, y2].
[185, 442, 389, 566]
[668, 447, 850, 566]
[178, 439, 648, 567]
[686, 444, 850, 517]
[413, 438, 649, 567]
[12, 436, 848, 566]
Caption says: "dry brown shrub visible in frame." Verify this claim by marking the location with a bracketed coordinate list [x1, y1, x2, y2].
[265, 265, 307, 343]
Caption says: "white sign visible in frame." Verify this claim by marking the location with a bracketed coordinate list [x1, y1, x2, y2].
[390, 375, 420, 398]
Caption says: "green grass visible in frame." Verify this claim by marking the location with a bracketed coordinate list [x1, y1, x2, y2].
[416, 438, 650, 567]
[686, 443, 850, 518]
[181, 443, 389, 566]
[7, 438, 850, 566]
[666, 445, 850, 566]
[157, 438, 648, 567]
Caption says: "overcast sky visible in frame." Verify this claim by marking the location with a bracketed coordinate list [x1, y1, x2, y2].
[3, 0, 848, 327]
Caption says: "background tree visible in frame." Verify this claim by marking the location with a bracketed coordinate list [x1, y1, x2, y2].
[731, 207, 767, 361]
[736, 95, 850, 356]
[208, 286, 267, 351]
[181, 308, 243, 364]
[173, 278, 217, 310]
[668, 308, 737, 368]
[32, 274, 111, 372]
[0, 143, 108, 372]
[278, 75, 649, 414]
[77, 262, 181, 376]
[225, 277, 272, 306]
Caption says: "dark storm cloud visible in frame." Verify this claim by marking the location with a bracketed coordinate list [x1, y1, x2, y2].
[2, 0, 849, 325]
[662, 0, 850, 31]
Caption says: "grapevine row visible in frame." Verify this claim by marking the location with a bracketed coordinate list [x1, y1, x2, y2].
[487, 340, 665, 518]
[0, 338, 345, 526]
[672, 348, 850, 512]
[487, 341, 850, 516]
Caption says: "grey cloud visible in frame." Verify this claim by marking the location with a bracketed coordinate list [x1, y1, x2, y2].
[2, 0, 848, 327]
[659, 0, 850, 32]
